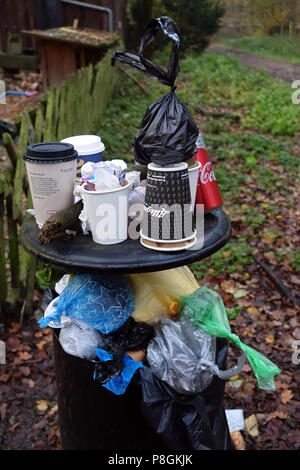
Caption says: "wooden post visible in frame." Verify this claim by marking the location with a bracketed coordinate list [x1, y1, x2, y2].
[0, 194, 7, 312]
[12, 112, 30, 222]
[6, 195, 19, 289]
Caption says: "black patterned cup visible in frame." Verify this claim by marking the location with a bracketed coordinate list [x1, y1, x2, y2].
[141, 162, 195, 242]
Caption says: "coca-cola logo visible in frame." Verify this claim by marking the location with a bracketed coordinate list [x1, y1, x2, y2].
[199, 161, 216, 184]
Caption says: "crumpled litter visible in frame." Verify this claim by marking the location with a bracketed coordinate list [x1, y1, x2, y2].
[180, 286, 281, 390]
[128, 182, 146, 219]
[59, 318, 103, 360]
[139, 338, 233, 450]
[94, 349, 143, 395]
[146, 316, 245, 394]
[93, 316, 154, 394]
[127, 265, 199, 324]
[38, 273, 135, 334]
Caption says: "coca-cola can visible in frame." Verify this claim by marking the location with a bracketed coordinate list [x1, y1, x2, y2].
[195, 133, 223, 212]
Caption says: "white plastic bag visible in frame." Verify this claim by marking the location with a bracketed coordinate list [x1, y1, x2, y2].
[59, 319, 103, 360]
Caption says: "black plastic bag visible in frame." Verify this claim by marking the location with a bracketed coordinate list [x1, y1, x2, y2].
[94, 317, 154, 385]
[112, 16, 199, 166]
[139, 338, 233, 450]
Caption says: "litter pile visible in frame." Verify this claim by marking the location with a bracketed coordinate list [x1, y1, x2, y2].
[29, 16, 281, 451]
[37, 266, 281, 450]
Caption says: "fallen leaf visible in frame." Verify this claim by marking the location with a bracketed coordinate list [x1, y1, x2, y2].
[0, 404, 7, 421]
[244, 414, 259, 437]
[261, 235, 274, 244]
[247, 307, 259, 315]
[19, 366, 31, 377]
[0, 373, 11, 383]
[10, 422, 20, 432]
[9, 322, 20, 334]
[22, 378, 35, 389]
[292, 328, 300, 340]
[221, 280, 236, 294]
[230, 431, 246, 450]
[223, 250, 232, 258]
[17, 351, 33, 361]
[266, 333, 274, 344]
[36, 400, 49, 412]
[34, 331, 44, 338]
[234, 289, 248, 299]
[229, 379, 243, 389]
[256, 413, 269, 425]
[47, 404, 58, 418]
[8, 416, 15, 426]
[281, 389, 293, 404]
[36, 340, 47, 351]
[270, 411, 289, 420]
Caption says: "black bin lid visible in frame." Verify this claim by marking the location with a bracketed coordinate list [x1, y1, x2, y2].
[23, 142, 78, 163]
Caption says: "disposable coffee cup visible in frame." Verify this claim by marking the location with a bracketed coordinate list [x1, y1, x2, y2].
[24, 142, 78, 226]
[141, 162, 194, 242]
[82, 181, 130, 245]
[61, 135, 105, 177]
[188, 160, 201, 211]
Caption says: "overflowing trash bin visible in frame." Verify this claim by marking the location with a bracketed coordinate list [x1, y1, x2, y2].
[35, 266, 281, 450]
[20, 15, 282, 451]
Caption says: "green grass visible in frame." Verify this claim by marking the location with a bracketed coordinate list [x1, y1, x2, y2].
[219, 35, 300, 65]
[97, 49, 300, 280]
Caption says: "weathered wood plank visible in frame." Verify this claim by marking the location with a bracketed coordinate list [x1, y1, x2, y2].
[12, 111, 30, 221]
[34, 104, 43, 142]
[44, 88, 54, 141]
[0, 194, 7, 309]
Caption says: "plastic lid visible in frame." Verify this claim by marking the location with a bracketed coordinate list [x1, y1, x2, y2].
[23, 142, 78, 163]
[61, 135, 105, 155]
[148, 162, 188, 172]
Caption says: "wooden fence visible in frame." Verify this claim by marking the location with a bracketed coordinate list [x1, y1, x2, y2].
[0, 46, 117, 318]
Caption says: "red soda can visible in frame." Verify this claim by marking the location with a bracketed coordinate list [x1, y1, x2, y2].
[195, 133, 223, 212]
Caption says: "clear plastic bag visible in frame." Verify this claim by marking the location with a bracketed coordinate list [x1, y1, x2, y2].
[38, 273, 135, 334]
[180, 286, 281, 391]
[59, 319, 103, 360]
[147, 317, 245, 394]
[127, 266, 199, 324]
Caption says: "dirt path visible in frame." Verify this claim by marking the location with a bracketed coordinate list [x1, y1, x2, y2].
[208, 44, 300, 83]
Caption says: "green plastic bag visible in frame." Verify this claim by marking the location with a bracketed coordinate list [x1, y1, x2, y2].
[180, 286, 281, 391]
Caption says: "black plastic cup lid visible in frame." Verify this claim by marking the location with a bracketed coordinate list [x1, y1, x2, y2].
[23, 142, 78, 164]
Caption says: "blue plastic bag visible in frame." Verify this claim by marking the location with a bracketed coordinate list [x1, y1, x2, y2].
[95, 349, 143, 395]
[38, 273, 135, 334]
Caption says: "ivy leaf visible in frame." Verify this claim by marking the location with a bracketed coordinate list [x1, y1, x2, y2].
[226, 305, 243, 320]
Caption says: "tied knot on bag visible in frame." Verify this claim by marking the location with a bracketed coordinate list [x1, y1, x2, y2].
[228, 333, 243, 348]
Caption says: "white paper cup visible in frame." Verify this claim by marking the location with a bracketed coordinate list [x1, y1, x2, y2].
[188, 160, 201, 211]
[24, 142, 78, 226]
[61, 135, 105, 177]
[82, 181, 130, 245]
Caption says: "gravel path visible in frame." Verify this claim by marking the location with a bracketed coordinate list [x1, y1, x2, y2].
[208, 44, 300, 83]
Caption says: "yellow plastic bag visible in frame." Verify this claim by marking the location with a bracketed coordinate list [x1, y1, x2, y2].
[127, 266, 199, 324]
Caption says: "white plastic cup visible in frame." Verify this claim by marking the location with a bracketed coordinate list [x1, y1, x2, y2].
[82, 181, 131, 245]
[61, 135, 105, 177]
[188, 160, 201, 211]
[23, 142, 78, 226]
